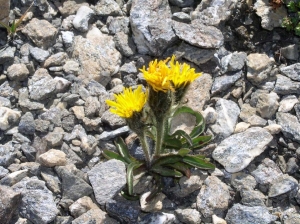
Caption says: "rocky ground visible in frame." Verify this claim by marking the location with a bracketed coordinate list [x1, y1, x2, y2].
[0, 0, 300, 223]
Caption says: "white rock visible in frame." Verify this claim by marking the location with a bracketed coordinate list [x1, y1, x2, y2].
[73, 6, 94, 32]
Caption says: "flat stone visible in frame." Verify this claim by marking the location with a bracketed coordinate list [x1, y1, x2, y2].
[169, 0, 194, 7]
[6, 64, 29, 81]
[39, 149, 67, 167]
[175, 208, 201, 224]
[43, 52, 68, 68]
[278, 95, 298, 112]
[113, 32, 137, 57]
[93, 0, 123, 16]
[230, 172, 257, 190]
[220, 51, 247, 73]
[0, 185, 21, 224]
[73, 5, 94, 32]
[225, 204, 277, 224]
[280, 63, 300, 81]
[240, 188, 266, 206]
[280, 45, 299, 60]
[72, 208, 118, 224]
[173, 20, 223, 48]
[88, 159, 126, 206]
[268, 174, 299, 197]
[0, 47, 15, 64]
[212, 127, 273, 173]
[0, 170, 28, 186]
[69, 196, 99, 218]
[139, 212, 176, 224]
[276, 112, 300, 143]
[130, 0, 177, 56]
[274, 74, 300, 95]
[29, 47, 50, 62]
[211, 71, 242, 95]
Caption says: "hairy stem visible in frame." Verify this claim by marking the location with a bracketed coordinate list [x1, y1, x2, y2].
[154, 117, 166, 157]
[140, 132, 151, 169]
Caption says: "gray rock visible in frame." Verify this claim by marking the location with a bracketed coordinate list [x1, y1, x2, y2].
[246, 53, 275, 85]
[39, 107, 62, 127]
[55, 166, 93, 201]
[211, 71, 242, 95]
[239, 103, 257, 122]
[18, 112, 35, 135]
[240, 188, 266, 206]
[286, 157, 299, 174]
[6, 64, 29, 81]
[44, 128, 64, 148]
[84, 96, 100, 117]
[88, 159, 126, 206]
[0, 96, 11, 108]
[28, 68, 56, 101]
[274, 74, 300, 95]
[169, 0, 194, 7]
[280, 45, 299, 61]
[175, 208, 201, 224]
[55, 0, 89, 17]
[22, 18, 58, 49]
[93, 0, 123, 16]
[113, 31, 137, 57]
[73, 5, 94, 32]
[220, 52, 247, 73]
[61, 31, 74, 48]
[192, 0, 238, 26]
[0, 0, 9, 25]
[278, 95, 298, 113]
[172, 12, 191, 23]
[60, 143, 84, 166]
[40, 167, 61, 194]
[12, 177, 59, 224]
[139, 212, 176, 224]
[43, 52, 68, 68]
[230, 172, 257, 191]
[254, 0, 287, 30]
[72, 208, 118, 224]
[0, 46, 15, 64]
[101, 110, 126, 129]
[72, 27, 121, 86]
[276, 112, 300, 143]
[0, 185, 21, 224]
[250, 91, 279, 119]
[130, 0, 177, 56]
[197, 176, 230, 218]
[0, 170, 28, 186]
[0, 166, 9, 178]
[284, 214, 300, 224]
[225, 204, 277, 224]
[268, 174, 298, 197]
[251, 158, 283, 186]
[18, 88, 44, 111]
[97, 126, 130, 141]
[212, 127, 273, 173]
[29, 47, 50, 62]
[107, 16, 129, 34]
[210, 99, 240, 142]
[0, 107, 21, 131]
[173, 20, 223, 48]
[280, 63, 300, 81]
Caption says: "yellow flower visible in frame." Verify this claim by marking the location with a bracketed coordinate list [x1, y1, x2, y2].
[168, 55, 202, 89]
[140, 58, 172, 92]
[106, 86, 148, 118]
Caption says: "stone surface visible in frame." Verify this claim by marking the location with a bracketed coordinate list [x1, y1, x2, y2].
[278, 95, 298, 112]
[268, 174, 298, 197]
[130, 0, 177, 56]
[0, 185, 21, 224]
[93, 0, 123, 16]
[88, 159, 126, 206]
[0, 107, 21, 131]
[6, 64, 29, 81]
[276, 112, 300, 143]
[139, 212, 176, 224]
[140, 192, 166, 212]
[274, 74, 300, 95]
[280, 63, 300, 81]
[175, 208, 201, 224]
[73, 5, 94, 32]
[211, 71, 242, 95]
[38, 149, 67, 167]
[212, 127, 273, 173]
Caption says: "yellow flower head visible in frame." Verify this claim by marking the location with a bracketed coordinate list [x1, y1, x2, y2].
[106, 86, 148, 118]
[140, 58, 172, 92]
[168, 55, 202, 88]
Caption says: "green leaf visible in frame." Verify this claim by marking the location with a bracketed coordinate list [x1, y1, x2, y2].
[151, 166, 183, 177]
[152, 155, 182, 167]
[115, 137, 133, 163]
[127, 162, 143, 195]
[121, 190, 140, 201]
[163, 136, 182, 149]
[0, 20, 10, 33]
[190, 122, 205, 139]
[171, 130, 193, 146]
[177, 148, 191, 157]
[189, 135, 212, 149]
[166, 162, 191, 178]
[183, 155, 215, 170]
[102, 150, 129, 164]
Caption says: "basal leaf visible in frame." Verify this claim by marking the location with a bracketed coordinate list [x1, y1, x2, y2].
[183, 155, 215, 170]
[121, 190, 140, 201]
[166, 162, 191, 178]
[115, 137, 133, 163]
[152, 155, 182, 167]
[127, 162, 143, 195]
[151, 166, 183, 178]
[177, 148, 191, 157]
[102, 150, 129, 164]
[190, 135, 212, 149]
[163, 136, 182, 149]
[171, 130, 193, 146]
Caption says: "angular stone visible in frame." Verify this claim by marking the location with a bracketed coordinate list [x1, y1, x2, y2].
[240, 188, 266, 206]
[268, 174, 298, 197]
[0, 0, 9, 24]
[0, 143, 17, 167]
[0, 47, 15, 64]
[69, 196, 99, 218]
[197, 176, 230, 218]
[22, 18, 58, 49]
[6, 64, 29, 81]
[276, 112, 300, 143]
[175, 208, 201, 224]
[0, 107, 21, 131]
[29, 47, 50, 62]
[72, 208, 118, 224]
[39, 149, 67, 167]
[88, 159, 126, 206]
[107, 16, 129, 34]
[169, 0, 194, 7]
[250, 91, 279, 119]
[173, 20, 223, 49]
[230, 172, 257, 191]
[55, 0, 88, 17]
[139, 212, 176, 224]
[280, 44, 299, 60]
[18, 88, 45, 111]
[73, 5, 94, 32]
[113, 32, 137, 57]
[43, 52, 68, 68]
[280, 63, 300, 81]
[274, 74, 300, 95]
[225, 204, 277, 224]
[93, 0, 123, 16]
[140, 192, 166, 212]
[0, 170, 28, 186]
[220, 51, 247, 73]
[130, 0, 177, 56]
[211, 71, 242, 95]
[212, 127, 273, 173]
[278, 95, 298, 113]
[0, 185, 21, 224]
[18, 112, 35, 135]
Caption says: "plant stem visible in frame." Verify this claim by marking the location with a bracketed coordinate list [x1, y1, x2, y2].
[154, 117, 166, 157]
[140, 132, 151, 169]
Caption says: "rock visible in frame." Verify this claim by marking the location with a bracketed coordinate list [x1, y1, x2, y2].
[0, 46, 15, 64]
[211, 71, 242, 95]
[276, 112, 300, 143]
[202, 106, 217, 124]
[250, 91, 279, 119]
[0, 166, 9, 178]
[12, 177, 59, 224]
[0, 170, 28, 186]
[213, 127, 273, 173]
[140, 192, 166, 212]
[225, 204, 277, 224]
[40, 167, 61, 194]
[234, 122, 250, 133]
[286, 157, 299, 174]
[69, 196, 99, 218]
[240, 188, 266, 206]
[230, 172, 257, 190]
[44, 127, 64, 147]
[175, 208, 201, 224]
[107, 16, 129, 34]
[239, 103, 257, 122]
[88, 159, 126, 206]
[173, 20, 223, 49]
[197, 176, 230, 218]
[101, 111, 127, 129]
[264, 124, 282, 134]
[254, 0, 287, 30]
[93, 0, 123, 16]
[192, 0, 238, 26]
[139, 212, 176, 224]
[38, 149, 67, 167]
[22, 18, 58, 49]
[220, 51, 247, 73]
[0, 143, 17, 167]
[18, 88, 44, 111]
[6, 64, 29, 81]
[274, 74, 300, 95]
[268, 174, 298, 197]
[28, 68, 57, 101]
[55, 0, 88, 17]
[54, 77, 71, 93]
[61, 31, 74, 48]
[84, 96, 100, 117]
[39, 107, 62, 127]
[251, 158, 283, 186]
[72, 26, 121, 86]
[169, 0, 194, 7]
[130, 0, 177, 56]
[210, 99, 240, 142]
[0, 107, 21, 131]
[278, 95, 298, 112]
[172, 12, 191, 23]
[55, 166, 93, 201]
[0, 96, 11, 108]
[72, 208, 118, 224]
[43, 52, 68, 68]
[18, 112, 35, 135]
[73, 5, 94, 32]
[113, 32, 137, 57]
[29, 47, 50, 62]
[280, 45, 299, 61]
[0, 185, 21, 224]
[246, 53, 275, 85]
[280, 63, 300, 81]
[184, 73, 213, 112]
[63, 60, 80, 75]
[0, 0, 9, 24]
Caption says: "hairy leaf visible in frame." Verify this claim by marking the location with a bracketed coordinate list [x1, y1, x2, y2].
[115, 137, 133, 163]
[102, 150, 129, 164]
[127, 162, 143, 195]
[151, 166, 183, 177]
[166, 162, 191, 178]
[152, 155, 182, 167]
[183, 155, 215, 170]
